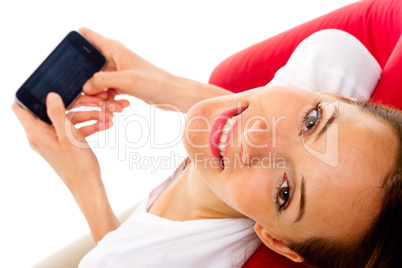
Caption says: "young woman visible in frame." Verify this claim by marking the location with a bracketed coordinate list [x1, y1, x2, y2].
[13, 27, 401, 268]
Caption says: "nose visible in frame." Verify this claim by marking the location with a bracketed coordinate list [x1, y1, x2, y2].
[239, 115, 292, 166]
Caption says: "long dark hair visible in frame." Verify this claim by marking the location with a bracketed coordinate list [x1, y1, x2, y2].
[287, 99, 402, 268]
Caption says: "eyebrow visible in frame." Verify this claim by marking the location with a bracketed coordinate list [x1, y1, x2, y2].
[294, 104, 339, 223]
[294, 176, 306, 223]
[314, 105, 339, 142]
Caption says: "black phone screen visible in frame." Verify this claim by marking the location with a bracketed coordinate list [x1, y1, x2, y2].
[25, 41, 97, 105]
[16, 31, 105, 124]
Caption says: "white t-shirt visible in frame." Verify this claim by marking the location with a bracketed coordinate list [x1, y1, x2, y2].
[268, 29, 381, 100]
[79, 160, 261, 268]
[79, 29, 382, 268]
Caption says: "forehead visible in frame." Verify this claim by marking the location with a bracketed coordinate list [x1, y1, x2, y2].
[300, 101, 396, 239]
[336, 101, 395, 177]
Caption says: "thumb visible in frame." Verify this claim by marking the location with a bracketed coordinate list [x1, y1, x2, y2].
[46, 92, 88, 148]
[83, 71, 134, 95]
[46, 92, 67, 137]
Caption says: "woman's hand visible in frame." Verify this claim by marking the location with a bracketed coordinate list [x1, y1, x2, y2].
[12, 92, 120, 243]
[68, 89, 130, 137]
[80, 28, 232, 113]
[80, 28, 175, 106]
[13, 92, 103, 197]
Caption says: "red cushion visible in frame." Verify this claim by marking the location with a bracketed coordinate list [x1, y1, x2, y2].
[242, 246, 308, 268]
[209, 0, 402, 109]
[208, 0, 402, 267]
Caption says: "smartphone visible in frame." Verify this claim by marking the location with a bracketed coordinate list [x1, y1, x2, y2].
[16, 31, 106, 124]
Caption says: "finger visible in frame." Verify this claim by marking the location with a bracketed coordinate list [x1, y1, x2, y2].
[71, 100, 124, 114]
[46, 92, 68, 139]
[70, 91, 109, 108]
[105, 88, 117, 100]
[79, 28, 118, 70]
[78, 121, 114, 138]
[104, 89, 130, 109]
[47, 93, 89, 146]
[79, 28, 111, 55]
[79, 28, 111, 51]
[70, 95, 106, 109]
[100, 101, 126, 113]
[117, 99, 130, 109]
[94, 91, 109, 100]
[83, 70, 134, 95]
[69, 94, 103, 109]
[69, 95, 128, 114]
[67, 110, 113, 124]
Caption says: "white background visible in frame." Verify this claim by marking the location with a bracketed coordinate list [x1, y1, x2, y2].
[0, 0, 357, 267]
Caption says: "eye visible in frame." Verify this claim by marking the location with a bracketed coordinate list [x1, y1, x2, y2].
[276, 174, 292, 212]
[301, 102, 322, 135]
[304, 110, 319, 131]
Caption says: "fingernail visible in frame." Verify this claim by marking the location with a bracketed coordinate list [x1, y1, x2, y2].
[47, 92, 58, 102]
[108, 104, 116, 112]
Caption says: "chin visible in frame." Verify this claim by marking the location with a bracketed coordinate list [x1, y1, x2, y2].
[182, 104, 213, 162]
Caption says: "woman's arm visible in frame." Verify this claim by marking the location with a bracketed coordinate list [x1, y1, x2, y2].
[80, 28, 232, 114]
[74, 186, 120, 244]
[12, 93, 119, 244]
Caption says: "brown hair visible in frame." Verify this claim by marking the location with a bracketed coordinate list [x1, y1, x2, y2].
[287, 99, 402, 268]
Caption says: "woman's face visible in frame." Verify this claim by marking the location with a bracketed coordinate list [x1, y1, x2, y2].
[183, 86, 396, 244]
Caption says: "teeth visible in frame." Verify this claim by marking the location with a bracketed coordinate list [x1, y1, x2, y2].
[218, 114, 239, 157]
[227, 118, 235, 126]
[222, 125, 231, 132]
[220, 133, 227, 143]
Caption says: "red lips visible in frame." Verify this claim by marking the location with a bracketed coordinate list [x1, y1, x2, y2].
[210, 106, 248, 168]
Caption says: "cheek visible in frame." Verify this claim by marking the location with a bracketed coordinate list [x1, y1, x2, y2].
[183, 117, 211, 148]
[183, 102, 213, 153]
[214, 169, 276, 221]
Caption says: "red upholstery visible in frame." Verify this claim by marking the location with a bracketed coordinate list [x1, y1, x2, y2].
[208, 0, 402, 267]
[209, 0, 402, 110]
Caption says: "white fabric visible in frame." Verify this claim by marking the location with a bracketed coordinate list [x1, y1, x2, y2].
[78, 30, 382, 268]
[79, 162, 260, 268]
[268, 29, 382, 100]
